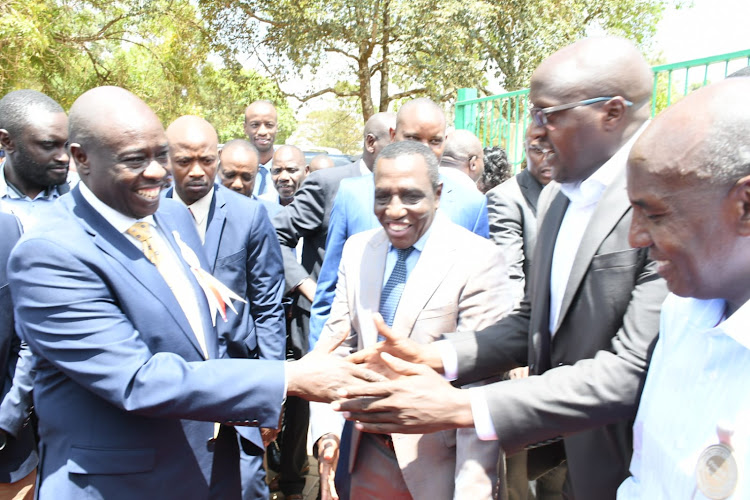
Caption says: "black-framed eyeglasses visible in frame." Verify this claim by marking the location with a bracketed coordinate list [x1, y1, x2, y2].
[529, 97, 633, 127]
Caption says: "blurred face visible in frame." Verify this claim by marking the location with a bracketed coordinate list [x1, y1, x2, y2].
[391, 110, 446, 159]
[525, 134, 553, 186]
[219, 147, 259, 197]
[7, 110, 69, 190]
[271, 149, 308, 200]
[169, 129, 218, 205]
[627, 154, 733, 301]
[374, 154, 441, 249]
[75, 112, 170, 218]
[244, 103, 277, 154]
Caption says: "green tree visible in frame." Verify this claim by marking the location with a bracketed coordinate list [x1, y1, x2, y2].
[294, 105, 363, 155]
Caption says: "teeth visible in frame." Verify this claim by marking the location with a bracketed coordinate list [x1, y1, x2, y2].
[137, 188, 160, 200]
[389, 223, 409, 231]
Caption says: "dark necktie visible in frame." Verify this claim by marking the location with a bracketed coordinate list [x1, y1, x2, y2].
[257, 165, 267, 195]
[379, 246, 415, 328]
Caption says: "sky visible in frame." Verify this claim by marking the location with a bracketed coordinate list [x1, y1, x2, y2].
[655, 0, 750, 63]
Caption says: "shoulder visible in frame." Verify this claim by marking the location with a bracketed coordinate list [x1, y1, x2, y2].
[343, 226, 383, 254]
[487, 175, 522, 201]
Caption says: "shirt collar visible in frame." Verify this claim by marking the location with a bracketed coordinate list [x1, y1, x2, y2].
[720, 297, 750, 350]
[358, 158, 370, 176]
[78, 181, 156, 233]
[559, 121, 649, 206]
[172, 185, 214, 226]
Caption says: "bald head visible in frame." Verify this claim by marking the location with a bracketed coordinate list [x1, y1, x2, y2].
[166, 115, 219, 205]
[219, 139, 260, 197]
[309, 154, 335, 172]
[440, 129, 484, 183]
[527, 37, 652, 184]
[362, 111, 396, 169]
[68, 86, 170, 218]
[391, 98, 446, 159]
[627, 78, 750, 309]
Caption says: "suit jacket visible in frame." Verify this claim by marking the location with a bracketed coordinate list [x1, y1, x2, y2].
[486, 168, 544, 300]
[8, 187, 285, 499]
[308, 169, 490, 346]
[311, 215, 512, 500]
[167, 184, 286, 449]
[272, 161, 363, 301]
[0, 213, 37, 483]
[449, 166, 669, 500]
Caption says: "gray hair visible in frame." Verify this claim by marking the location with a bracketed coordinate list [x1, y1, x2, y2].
[374, 141, 440, 191]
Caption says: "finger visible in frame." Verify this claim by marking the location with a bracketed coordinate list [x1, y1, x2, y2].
[372, 313, 405, 342]
[345, 346, 378, 364]
[353, 421, 416, 434]
[380, 352, 429, 376]
[334, 382, 393, 400]
[350, 364, 388, 383]
[328, 475, 339, 500]
[315, 324, 352, 355]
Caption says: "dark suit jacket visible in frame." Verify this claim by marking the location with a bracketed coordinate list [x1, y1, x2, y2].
[450, 167, 669, 499]
[0, 213, 37, 483]
[272, 161, 363, 299]
[486, 168, 543, 298]
[167, 185, 286, 449]
[8, 188, 284, 499]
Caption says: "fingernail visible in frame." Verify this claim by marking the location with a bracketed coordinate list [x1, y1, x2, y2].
[331, 402, 340, 410]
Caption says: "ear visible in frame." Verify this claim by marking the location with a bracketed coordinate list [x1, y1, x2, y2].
[365, 133, 377, 154]
[389, 128, 396, 142]
[69, 143, 89, 177]
[732, 174, 750, 236]
[434, 181, 443, 208]
[601, 96, 629, 131]
[0, 129, 14, 153]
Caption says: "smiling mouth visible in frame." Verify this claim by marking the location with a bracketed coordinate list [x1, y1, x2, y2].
[387, 221, 411, 233]
[136, 187, 161, 200]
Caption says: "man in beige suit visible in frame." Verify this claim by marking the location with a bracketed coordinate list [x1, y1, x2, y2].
[311, 141, 513, 500]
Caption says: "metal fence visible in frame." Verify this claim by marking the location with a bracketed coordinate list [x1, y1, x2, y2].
[455, 48, 750, 172]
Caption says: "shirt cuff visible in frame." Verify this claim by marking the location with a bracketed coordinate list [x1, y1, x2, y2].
[435, 339, 458, 381]
[469, 387, 498, 441]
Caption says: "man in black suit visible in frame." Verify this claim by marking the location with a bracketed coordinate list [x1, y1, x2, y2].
[337, 36, 669, 500]
[0, 213, 36, 499]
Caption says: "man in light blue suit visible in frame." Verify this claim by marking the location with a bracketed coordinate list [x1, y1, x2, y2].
[164, 116, 287, 499]
[308, 98, 490, 347]
[7, 86, 379, 500]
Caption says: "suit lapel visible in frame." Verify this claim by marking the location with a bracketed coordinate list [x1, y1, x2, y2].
[555, 169, 629, 330]
[358, 231, 388, 347]
[517, 169, 543, 213]
[71, 189, 210, 359]
[391, 217, 455, 337]
[203, 186, 226, 273]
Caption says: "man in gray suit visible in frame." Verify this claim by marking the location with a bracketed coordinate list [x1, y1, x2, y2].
[337, 36, 669, 500]
[487, 130, 553, 302]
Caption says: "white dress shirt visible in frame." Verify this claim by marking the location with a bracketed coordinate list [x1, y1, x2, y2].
[618, 294, 750, 499]
[79, 182, 209, 358]
[172, 187, 214, 244]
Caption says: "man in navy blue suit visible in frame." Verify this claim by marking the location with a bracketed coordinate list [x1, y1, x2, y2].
[0, 213, 36, 500]
[7, 86, 380, 500]
[164, 115, 287, 499]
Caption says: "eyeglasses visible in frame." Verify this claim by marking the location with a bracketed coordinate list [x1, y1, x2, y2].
[525, 143, 554, 158]
[529, 97, 633, 127]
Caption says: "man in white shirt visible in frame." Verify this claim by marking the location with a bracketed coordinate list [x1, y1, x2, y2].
[244, 100, 279, 198]
[617, 76, 750, 500]
[335, 37, 669, 500]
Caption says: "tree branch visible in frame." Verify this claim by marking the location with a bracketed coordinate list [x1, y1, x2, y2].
[387, 88, 427, 101]
[284, 87, 360, 103]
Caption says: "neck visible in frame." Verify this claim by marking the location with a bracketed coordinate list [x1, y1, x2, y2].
[280, 196, 294, 206]
[259, 150, 273, 166]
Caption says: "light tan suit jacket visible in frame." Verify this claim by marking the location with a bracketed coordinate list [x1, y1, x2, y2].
[312, 214, 512, 499]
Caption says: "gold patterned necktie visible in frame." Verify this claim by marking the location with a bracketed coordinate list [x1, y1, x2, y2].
[126, 222, 161, 267]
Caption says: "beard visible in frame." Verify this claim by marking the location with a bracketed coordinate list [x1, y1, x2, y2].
[12, 143, 69, 189]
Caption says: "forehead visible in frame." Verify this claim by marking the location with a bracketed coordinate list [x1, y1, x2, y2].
[375, 155, 432, 187]
[95, 112, 167, 152]
[397, 109, 444, 134]
[22, 110, 68, 139]
[273, 149, 304, 166]
[245, 104, 277, 122]
[169, 129, 217, 154]
[221, 148, 258, 169]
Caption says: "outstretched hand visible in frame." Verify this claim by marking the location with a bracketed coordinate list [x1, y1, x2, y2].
[345, 313, 445, 376]
[286, 326, 386, 403]
[333, 352, 474, 435]
[317, 434, 340, 500]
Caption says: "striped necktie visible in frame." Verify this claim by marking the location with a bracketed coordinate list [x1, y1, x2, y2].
[379, 246, 415, 328]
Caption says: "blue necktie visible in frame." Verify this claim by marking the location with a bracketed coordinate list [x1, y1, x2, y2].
[256, 165, 267, 195]
[379, 247, 414, 329]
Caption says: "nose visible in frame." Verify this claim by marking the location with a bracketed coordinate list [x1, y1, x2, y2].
[143, 159, 167, 180]
[55, 146, 69, 164]
[385, 195, 407, 220]
[628, 211, 652, 249]
[187, 162, 204, 178]
[258, 124, 269, 136]
[230, 177, 243, 191]
[527, 119, 547, 141]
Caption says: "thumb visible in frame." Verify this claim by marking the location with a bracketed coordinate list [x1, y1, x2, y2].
[315, 324, 351, 355]
[380, 351, 427, 376]
[373, 312, 405, 343]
